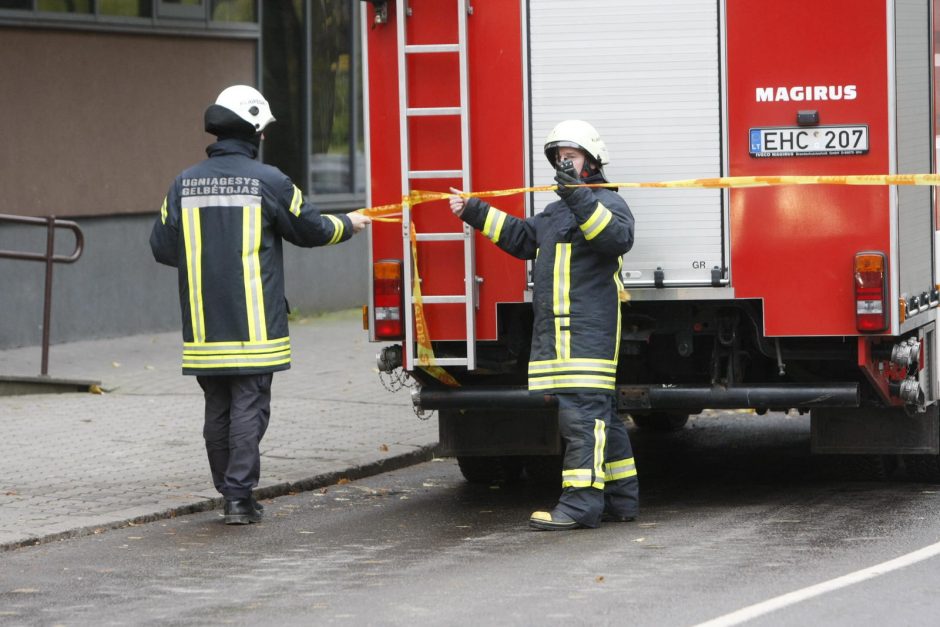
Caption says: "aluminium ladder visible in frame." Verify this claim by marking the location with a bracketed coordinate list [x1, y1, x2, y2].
[396, 0, 478, 371]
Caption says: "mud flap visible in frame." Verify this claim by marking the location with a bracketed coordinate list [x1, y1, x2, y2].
[438, 408, 561, 457]
[811, 405, 940, 455]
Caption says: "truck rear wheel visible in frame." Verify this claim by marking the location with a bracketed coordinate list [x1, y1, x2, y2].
[524, 454, 563, 485]
[456, 456, 524, 484]
[903, 454, 940, 482]
[630, 412, 690, 432]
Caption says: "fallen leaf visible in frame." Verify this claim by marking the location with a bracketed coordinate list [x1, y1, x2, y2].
[379, 444, 389, 452]
[89, 384, 104, 395]
[337, 478, 350, 485]
[595, 576, 605, 584]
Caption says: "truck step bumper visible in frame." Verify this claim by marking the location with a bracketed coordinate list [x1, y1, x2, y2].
[619, 383, 859, 411]
[413, 383, 859, 412]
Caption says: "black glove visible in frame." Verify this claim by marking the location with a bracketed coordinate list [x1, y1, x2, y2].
[554, 168, 580, 200]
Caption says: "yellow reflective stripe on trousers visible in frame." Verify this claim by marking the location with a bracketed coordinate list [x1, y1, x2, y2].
[181, 206, 206, 343]
[160, 196, 168, 224]
[482, 206, 507, 243]
[605, 457, 637, 482]
[242, 205, 267, 343]
[561, 469, 594, 488]
[326, 214, 345, 244]
[580, 202, 613, 240]
[593, 419, 607, 488]
[289, 185, 303, 216]
[182, 337, 291, 369]
[561, 420, 605, 491]
[553, 243, 571, 359]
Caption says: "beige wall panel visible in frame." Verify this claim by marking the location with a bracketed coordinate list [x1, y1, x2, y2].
[0, 28, 255, 218]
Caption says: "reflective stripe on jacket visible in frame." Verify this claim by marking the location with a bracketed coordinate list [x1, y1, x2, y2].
[150, 138, 352, 375]
[461, 177, 634, 394]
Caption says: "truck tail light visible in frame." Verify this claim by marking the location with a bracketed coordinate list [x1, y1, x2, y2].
[855, 252, 888, 332]
[373, 259, 404, 340]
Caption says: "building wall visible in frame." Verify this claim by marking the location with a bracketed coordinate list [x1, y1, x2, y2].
[0, 27, 255, 218]
[0, 213, 368, 351]
[0, 26, 370, 353]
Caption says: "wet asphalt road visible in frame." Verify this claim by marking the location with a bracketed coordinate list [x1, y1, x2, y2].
[3, 411, 940, 626]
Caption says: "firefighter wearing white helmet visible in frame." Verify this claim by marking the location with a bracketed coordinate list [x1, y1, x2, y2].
[449, 120, 638, 531]
[150, 85, 370, 525]
[543, 119, 610, 180]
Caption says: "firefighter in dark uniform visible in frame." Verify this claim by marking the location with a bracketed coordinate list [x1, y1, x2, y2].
[449, 120, 638, 530]
[150, 85, 371, 524]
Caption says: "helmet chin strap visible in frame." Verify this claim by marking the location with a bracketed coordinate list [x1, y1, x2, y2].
[581, 160, 601, 179]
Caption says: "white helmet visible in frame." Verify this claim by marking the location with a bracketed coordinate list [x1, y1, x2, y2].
[543, 119, 609, 168]
[214, 85, 275, 132]
[205, 85, 275, 138]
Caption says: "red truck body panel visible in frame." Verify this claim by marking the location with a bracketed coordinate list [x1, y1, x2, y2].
[727, 0, 893, 336]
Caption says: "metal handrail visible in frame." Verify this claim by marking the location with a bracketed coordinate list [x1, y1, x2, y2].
[0, 214, 85, 375]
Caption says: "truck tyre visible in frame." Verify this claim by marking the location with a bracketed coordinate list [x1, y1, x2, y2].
[903, 454, 940, 483]
[457, 456, 523, 484]
[824, 454, 897, 481]
[630, 412, 689, 432]
[524, 454, 563, 485]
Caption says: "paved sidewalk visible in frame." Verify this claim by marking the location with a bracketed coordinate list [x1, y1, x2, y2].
[0, 310, 436, 551]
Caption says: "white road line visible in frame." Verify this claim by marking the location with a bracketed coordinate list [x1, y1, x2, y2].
[694, 539, 940, 627]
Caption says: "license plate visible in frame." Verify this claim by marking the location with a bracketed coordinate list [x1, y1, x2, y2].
[749, 125, 869, 157]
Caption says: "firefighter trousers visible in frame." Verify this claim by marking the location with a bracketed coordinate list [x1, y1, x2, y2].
[197, 374, 273, 499]
[555, 392, 639, 528]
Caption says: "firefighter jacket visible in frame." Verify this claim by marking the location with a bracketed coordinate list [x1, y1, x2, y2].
[460, 175, 634, 394]
[150, 138, 353, 376]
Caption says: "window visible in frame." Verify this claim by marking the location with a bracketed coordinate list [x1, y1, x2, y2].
[211, 0, 254, 22]
[156, 0, 204, 19]
[308, 0, 364, 201]
[38, 0, 92, 12]
[262, 0, 364, 210]
[100, 1, 152, 17]
[0, 1, 257, 28]
[261, 1, 305, 188]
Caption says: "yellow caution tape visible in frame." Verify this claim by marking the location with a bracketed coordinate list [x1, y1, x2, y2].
[359, 173, 940, 221]
[371, 173, 939, 378]
[409, 225, 460, 388]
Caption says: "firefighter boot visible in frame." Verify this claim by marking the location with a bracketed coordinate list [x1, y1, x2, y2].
[529, 508, 583, 531]
[224, 497, 263, 525]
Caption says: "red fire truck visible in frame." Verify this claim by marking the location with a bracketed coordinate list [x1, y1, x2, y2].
[361, 0, 940, 482]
